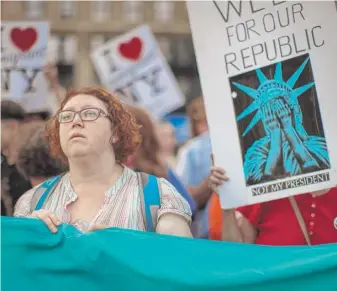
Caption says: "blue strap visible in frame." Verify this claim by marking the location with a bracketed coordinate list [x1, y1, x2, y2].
[35, 175, 62, 211]
[35, 174, 160, 232]
[143, 174, 160, 232]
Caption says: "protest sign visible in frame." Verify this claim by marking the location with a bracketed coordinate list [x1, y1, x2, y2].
[1, 22, 49, 113]
[91, 25, 185, 117]
[187, 1, 337, 208]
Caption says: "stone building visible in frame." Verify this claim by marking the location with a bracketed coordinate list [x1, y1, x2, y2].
[1, 1, 202, 107]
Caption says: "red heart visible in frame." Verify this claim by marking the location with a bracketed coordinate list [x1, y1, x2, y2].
[10, 27, 38, 52]
[118, 37, 143, 61]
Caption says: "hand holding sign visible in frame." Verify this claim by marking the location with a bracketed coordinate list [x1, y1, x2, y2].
[187, 1, 337, 209]
[209, 154, 229, 194]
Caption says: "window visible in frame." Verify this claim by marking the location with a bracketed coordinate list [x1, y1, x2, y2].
[90, 35, 105, 51]
[58, 35, 77, 65]
[177, 77, 191, 96]
[92, 1, 110, 22]
[154, 1, 174, 23]
[47, 35, 61, 63]
[175, 39, 192, 67]
[63, 35, 77, 64]
[59, 1, 76, 19]
[157, 37, 172, 63]
[25, 1, 44, 19]
[123, 1, 142, 23]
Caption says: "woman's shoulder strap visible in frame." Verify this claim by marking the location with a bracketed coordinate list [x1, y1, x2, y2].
[30, 175, 63, 213]
[137, 172, 161, 232]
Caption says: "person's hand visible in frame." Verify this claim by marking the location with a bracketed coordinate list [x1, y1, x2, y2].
[275, 98, 292, 128]
[209, 166, 229, 193]
[209, 153, 229, 193]
[262, 103, 280, 133]
[88, 224, 109, 232]
[43, 62, 59, 89]
[30, 209, 61, 233]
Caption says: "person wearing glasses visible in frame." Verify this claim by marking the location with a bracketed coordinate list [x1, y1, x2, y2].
[14, 87, 192, 237]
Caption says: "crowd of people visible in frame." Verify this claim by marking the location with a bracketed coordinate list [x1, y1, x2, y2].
[1, 64, 336, 246]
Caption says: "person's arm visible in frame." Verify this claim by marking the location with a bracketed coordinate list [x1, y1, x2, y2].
[156, 213, 192, 237]
[51, 84, 66, 106]
[43, 63, 66, 106]
[209, 165, 257, 243]
[176, 146, 213, 208]
[221, 209, 257, 243]
[262, 105, 282, 176]
[155, 178, 193, 237]
[175, 145, 194, 186]
[187, 178, 212, 209]
[275, 99, 318, 169]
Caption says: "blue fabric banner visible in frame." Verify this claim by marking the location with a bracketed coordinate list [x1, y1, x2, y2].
[1, 217, 337, 291]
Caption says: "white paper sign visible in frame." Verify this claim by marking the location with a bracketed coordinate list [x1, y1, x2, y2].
[1, 22, 49, 113]
[187, 1, 337, 209]
[91, 25, 185, 117]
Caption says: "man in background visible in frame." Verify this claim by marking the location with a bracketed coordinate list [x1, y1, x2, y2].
[176, 97, 213, 238]
[16, 125, 68, 188]
[1, 100, 32, 216]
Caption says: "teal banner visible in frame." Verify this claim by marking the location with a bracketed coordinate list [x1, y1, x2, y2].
[1, 217, 337, 291]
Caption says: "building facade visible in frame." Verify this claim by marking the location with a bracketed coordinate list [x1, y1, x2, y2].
[1, 1, 202, 105]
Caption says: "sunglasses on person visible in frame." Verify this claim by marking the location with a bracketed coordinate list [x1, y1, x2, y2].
[58, 108, 108, 123]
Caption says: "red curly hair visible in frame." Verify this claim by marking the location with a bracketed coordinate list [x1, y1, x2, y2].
[124, 104, 167, 178]
[46, 87, 141, 163]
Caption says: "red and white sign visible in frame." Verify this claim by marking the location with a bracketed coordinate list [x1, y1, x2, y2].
[1, 22, 50, 113]
[91, 25, 185, 117]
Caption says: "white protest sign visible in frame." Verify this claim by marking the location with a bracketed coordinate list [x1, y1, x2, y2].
[187, 1, 337, 209]
[1, 22, 49, 113]
[91, 25, 185, 117]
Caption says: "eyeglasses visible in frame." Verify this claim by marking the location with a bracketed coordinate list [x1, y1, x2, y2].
[58, 108, 108, 123]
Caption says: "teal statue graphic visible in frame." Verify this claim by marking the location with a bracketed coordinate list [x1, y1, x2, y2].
[233, 56, 330, 184]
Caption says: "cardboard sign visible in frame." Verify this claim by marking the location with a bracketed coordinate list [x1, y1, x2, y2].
[91, 25, 185, 117]
[1, 22, 50, 113]
[187, 1, 337, 209]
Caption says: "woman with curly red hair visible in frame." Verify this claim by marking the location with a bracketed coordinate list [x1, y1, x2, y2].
[14, 87, 192, 236]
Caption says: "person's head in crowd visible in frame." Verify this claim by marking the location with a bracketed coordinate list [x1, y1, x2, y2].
[1, 100, 26, 163]
[124, 104, 167, 178]
[156, 121, 177, 157]
[186, 97, 208, 137]
[46, 87, 141, 170]
[18, 120, 46, 149]
[16, 125, 68, 187]
[24, 111, 51, 123]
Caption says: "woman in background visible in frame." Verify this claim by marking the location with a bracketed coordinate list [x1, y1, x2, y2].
[156, 120, 178, 170]
[124, 105, 197, 215]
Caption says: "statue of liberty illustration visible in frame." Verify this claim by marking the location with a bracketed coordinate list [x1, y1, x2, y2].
[233, 56, 330, 184]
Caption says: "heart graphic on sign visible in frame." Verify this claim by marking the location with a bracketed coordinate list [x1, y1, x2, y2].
[10, 27, 38, 52]
[118, 37, 143, 61]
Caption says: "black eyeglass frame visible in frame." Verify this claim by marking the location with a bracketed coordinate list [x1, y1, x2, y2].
[58, 107, 109, 123]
